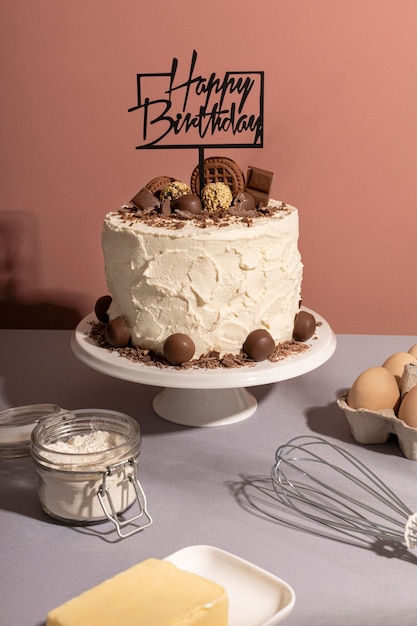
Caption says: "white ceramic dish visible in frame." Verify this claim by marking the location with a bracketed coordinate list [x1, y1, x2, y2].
[165, 545, 295, 626]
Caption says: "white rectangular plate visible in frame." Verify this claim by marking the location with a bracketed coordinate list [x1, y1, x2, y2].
[165, 545, 295, 626]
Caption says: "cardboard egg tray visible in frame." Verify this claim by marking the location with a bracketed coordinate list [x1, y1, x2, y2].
[337, 396, 417, 460]
[337, 362, 417, 460]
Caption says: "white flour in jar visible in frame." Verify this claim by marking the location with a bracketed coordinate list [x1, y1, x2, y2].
[46, 430, 125, 454]
[36, 430, 136, 522]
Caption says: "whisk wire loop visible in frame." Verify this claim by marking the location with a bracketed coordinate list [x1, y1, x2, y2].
[271, 436, 417, 549]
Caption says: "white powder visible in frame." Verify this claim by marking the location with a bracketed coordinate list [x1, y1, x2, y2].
[46, 430, 126, 454]
[35, 429, 136, 522]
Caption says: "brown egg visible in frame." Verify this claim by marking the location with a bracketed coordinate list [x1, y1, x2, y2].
[293, 311, 316, 341]
[408, 343, 417, 359]
[398, 386, 417, 427]
[243, 329, 275, 361]
[105, 317, 130, 348]
[347, 366, 400, 412]
[163, 333, 195, 365]
[382, 352, 417, 384]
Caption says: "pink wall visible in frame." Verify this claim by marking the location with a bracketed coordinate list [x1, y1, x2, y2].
[2, 1, 417, 334]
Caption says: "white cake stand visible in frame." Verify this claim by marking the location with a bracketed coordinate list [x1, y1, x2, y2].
[71, 308, 336, 427]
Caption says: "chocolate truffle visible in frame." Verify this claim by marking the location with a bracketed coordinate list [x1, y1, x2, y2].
[105, 317, 130, 348]
[243, 329, 275, 362]
[201, 182, 233, 213]
[163, 333, 195, 365]
[233, 191, 256, 212]
[160, 181, 191, 202]
[293, 311, 316, 341]
[171, 193, 202, 214]
[95, 295, 112, 324]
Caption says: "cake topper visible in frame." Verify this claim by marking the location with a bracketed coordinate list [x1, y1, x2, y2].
[128, 50, 264, 192]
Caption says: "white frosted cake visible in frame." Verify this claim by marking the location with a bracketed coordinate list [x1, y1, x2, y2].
[97, 159, 310, 366]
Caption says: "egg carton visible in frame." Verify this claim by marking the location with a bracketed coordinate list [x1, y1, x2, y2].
[337, 362, 417, 461]
[337, 396, 417, 460]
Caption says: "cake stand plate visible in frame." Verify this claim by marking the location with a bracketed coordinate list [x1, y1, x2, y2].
[71, 308, 336, 427]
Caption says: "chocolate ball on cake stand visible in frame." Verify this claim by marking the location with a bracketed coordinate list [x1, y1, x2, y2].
[71, 307, 336, 427]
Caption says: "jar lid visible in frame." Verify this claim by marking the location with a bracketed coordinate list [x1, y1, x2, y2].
[0, 404, 63, 459]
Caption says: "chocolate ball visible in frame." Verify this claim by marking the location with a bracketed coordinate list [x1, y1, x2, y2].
[171, 193, 202, 214]
[163, 333, 195, 365]
[105, 317, 130, 348]
[243, 329, 275, 362]
[293, 310, 316, 341]
[95, 295, 112, 323]
[234, 191, 256, 211]
[201, 182, 233, 213]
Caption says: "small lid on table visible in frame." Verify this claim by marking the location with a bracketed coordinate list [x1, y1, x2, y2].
[0, 404, 62, 459]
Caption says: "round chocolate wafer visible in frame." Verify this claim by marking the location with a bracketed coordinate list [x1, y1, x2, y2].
[145, 175, 175, 196]
[190, 157, 245, 198]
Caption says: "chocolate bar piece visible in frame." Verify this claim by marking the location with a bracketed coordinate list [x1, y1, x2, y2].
[245, 166, 274, 206]
[130, 187, 160, 210]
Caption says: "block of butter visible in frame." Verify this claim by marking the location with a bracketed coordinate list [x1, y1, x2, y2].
[46, 558, 228, 626]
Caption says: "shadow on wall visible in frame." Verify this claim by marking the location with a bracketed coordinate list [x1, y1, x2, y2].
[0, 210, 87, 329]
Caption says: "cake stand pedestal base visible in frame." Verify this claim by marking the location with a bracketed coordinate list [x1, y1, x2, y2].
[71, 307, 336, 428]
[152, 387, 258, 427]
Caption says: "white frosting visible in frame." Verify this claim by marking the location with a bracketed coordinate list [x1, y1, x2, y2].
[102, 200, 303, 357]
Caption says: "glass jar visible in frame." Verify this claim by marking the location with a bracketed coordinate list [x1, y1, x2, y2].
[0, 404, 63, 459]
[30, 409, 152, 538]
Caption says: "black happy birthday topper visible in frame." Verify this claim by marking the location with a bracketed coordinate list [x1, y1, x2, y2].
[128, 51, 264, 150]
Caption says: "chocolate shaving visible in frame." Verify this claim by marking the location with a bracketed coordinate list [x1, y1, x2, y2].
[114, 195, 290, 231]
[88, 322, 310, 370]
[174, 209, 201, 220]
[161, 199, 171, 215]
[269, 340, 309, 361]
[229, 209, 257, 218]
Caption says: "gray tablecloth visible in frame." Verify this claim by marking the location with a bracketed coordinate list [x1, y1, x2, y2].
[1, 328, 417, 626]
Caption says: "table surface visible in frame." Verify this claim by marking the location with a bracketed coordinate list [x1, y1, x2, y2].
[1, 328, 417, 626]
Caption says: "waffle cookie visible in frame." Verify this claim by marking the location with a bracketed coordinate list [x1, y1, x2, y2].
[145, 176, 176, 197]
[190, 156, 245, 198]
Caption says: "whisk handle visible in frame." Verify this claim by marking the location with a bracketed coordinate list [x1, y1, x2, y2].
[405, 513, 417, 549]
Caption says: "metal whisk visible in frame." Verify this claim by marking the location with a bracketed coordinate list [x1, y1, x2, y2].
[271, 436, 417, 549]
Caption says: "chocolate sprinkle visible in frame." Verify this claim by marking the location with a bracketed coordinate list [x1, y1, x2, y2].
[88, 322, 310, 370]
[115, 200, 289, 230]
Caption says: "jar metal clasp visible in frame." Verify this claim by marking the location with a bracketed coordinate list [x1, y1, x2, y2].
[97, 457, 152, 538]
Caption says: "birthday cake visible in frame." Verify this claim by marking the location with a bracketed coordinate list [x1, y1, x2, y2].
[97, 158, 311, 366]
